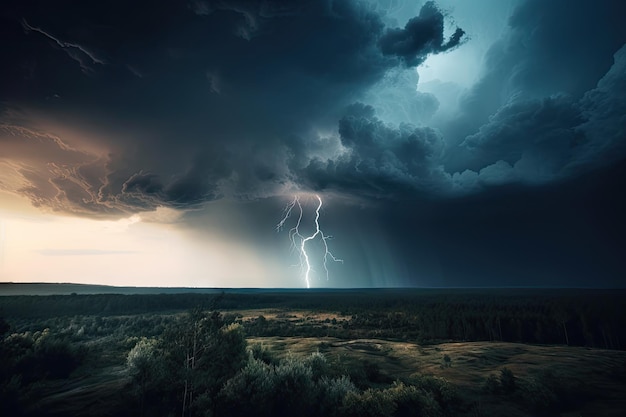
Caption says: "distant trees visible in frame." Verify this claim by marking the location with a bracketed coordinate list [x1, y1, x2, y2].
[3, 290, 626, 350]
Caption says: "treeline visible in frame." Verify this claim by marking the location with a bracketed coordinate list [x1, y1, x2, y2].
[1, 289, 625, 349]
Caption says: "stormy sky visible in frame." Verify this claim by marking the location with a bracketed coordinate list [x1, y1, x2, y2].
[1, 0, 625, 288]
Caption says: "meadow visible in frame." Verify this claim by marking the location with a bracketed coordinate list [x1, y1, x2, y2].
[1, 285, 625, 416]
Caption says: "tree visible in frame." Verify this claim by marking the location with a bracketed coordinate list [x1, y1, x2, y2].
[127, 337, 162, 417]
[554, 307, 570, 346]
[159, 309, 247, 417]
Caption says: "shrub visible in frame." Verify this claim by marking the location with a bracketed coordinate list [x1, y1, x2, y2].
[408, 374, 458, 408]
[316, 375, 357, 417]
[274, 355, 315, 415]
[305, 351, 330, 382]
[499, 368, 516, 394]
[388, 382, 441, 417]
[341, 388, 396, 417]
[248, 343, 278, 365]
[218, 357, 276, 417]
[441, 354, 452, 368]
[482, 374, 500, 394]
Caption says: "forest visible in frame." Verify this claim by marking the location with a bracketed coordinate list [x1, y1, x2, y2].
[1, 287, 625, 416]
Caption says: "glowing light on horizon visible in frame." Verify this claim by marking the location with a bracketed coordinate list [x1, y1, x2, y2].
[276, 195, 342, 288]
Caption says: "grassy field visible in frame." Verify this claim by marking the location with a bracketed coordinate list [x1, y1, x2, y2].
[15, 307, 624, 417]
[2, 288, 626, 416]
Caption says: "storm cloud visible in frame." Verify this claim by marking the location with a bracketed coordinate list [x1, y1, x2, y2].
[0, 0, 467, 216]
[0, 0, 625, 218]
[2, 0, 626, 289]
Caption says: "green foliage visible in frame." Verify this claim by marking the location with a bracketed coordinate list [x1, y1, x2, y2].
[248, 342, 278, 365]
[123, 309, 248, 417]
[481, 368, 516, 395]
[517, 375, 558, 413]
[0, 325, 87, 417]
[340, 376, 456, 417]
[3, 290, 626, 349]
[499, 368, 516, 393]
[482, 374, 500, 394]
[273, 354, 316, 415]
[219, 357, 277, 417]
[4, 329, 85, 382]
[304, 351, 330, 382]
[219, 352, 355, 417]
[339, 358, 391, 389]
[342, 388, 396, 417]
[127, 337, 164, 416]
[1, 291, 617, 417]
[407, 374, 458, 409]
[316, 375, 357, 417]
[441, 354, 452, 368]
[516, 369, 586, 415]
[389, 382, 441, 417]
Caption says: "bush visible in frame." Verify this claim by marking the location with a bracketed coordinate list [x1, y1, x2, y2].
[481, 368, 516, 395]
[274, 355, 315, 416]
[499, 368, 516, 393]
[218, 357, 277, 417]
[341, 389, 396, 417]
[408, 374, 458, 409]
[316, 376, 357, 417]
[517, 375, 558, 414]
[516, 369, 585, 415]
[248, 343, 278, 365]
[441, 354, 452, 368]
[219, 353, 325, 417]
[305, 351, 330, 382]
[388, 382, 441, 417]
[37, 338, 84, 379]
[482, 374, 500, 394]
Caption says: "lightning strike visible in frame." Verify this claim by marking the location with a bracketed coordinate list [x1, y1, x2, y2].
[276, 194, 343, 288]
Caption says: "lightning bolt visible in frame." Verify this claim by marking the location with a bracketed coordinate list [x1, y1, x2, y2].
[276, 194, 343, 288]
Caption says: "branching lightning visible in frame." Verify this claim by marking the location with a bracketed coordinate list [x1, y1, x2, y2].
[276, 194, 342, 288]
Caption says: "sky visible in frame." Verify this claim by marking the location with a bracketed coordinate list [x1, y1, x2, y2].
[1, 0, 625, 288]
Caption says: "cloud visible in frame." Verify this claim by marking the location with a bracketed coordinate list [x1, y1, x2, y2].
[573, 45, 626, 170]
[451, 44, 626, 189]
[379, 1, 465, 66]
[2, 0, 624, 217]
[295, 40, 626, 197]
[0, 0, 467, 216]
[442, 0, 626, 154]
[294, 103, 447, 197]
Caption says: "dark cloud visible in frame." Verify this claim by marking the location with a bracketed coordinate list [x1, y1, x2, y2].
[0, 0, 465, 216]
[451, 45, 626, 189]
[379, 1, 465, 66]
[442, 0, 626, 161]
[0, 0, 624, 220]
[295, 103, 446, 197]
[1, 0, 625, 288]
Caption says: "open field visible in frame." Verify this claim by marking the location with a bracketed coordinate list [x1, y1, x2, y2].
[2, 287, 626, 416]
[248, 335, 626, 416]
